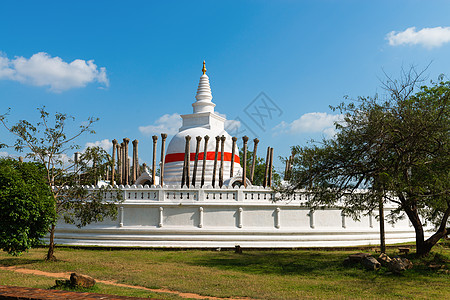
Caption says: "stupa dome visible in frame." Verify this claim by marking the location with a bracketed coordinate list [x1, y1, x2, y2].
[163, 62, 242, 186]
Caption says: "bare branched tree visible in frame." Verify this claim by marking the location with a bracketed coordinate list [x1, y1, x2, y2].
[0, 107, 122, 260]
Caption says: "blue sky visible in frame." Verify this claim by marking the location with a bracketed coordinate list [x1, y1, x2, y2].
[1, 0, 450, 173]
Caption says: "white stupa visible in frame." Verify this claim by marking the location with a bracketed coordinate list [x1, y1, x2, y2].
[163, 62, 242, 186]
[54, 62, 424, 249]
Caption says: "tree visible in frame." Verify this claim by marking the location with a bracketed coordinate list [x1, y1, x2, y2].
[281, 70, 449, 256]
[240, 149, 281, 187]
[57, 146, 120, 229]
[0, 107, 121, 260]
[0, 158, 56, 255]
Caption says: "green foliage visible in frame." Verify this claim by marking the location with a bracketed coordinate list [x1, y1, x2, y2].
[239, 149, 281, 186]
[69, 146, 112, 186]
[54, 146, 121, 228]
[0, 158, 56, 255]
[282, 70, 449, 255]
[58, 185, 121, 228]
[0, 107, 122, 259]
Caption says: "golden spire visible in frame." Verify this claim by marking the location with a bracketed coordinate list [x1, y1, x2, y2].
[202, 61, 206, 74]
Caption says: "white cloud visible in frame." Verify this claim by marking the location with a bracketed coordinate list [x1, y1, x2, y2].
[273, 112, 343, 137]
[138, 113, 182, 136]
[225, 119, 241, 132]
[215, 111, 242, 132]
[57, 153, 72, 166]
[0, 51, 108, 92]
[0, 151, 10, 157]
[85, 139, 112, 152]
[386, 26, 450, 49]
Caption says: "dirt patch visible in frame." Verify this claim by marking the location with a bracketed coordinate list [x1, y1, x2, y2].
[0, 266, 252, 300]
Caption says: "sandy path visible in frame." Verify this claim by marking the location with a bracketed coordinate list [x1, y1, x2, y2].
[0, 266, 253, 300]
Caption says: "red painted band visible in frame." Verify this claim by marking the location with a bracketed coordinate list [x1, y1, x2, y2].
[165, 152, 241, 164]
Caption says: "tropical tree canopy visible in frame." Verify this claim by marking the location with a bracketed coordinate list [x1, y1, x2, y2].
[0, 158, 56, 255]
[282, 72, 449, 256]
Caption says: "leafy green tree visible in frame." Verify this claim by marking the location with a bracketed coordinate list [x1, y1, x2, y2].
[0, 158, 56, 255]
[281, 71, 449, 256]
[0, 107, 121, 260]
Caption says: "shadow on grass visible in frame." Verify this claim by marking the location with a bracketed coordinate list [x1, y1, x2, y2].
[50, 281, 99, 294]
[189, 248, 450, 278]
[0, 257, 43, 267]
[189, 251, 351, 276]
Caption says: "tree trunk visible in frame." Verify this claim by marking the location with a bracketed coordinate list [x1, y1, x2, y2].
[406, 208, 427, 255]
[405, 202, 450, 256]
[379, 199, 386, 253]
[46, 224, 56, 261]
[399, 195, 427, 256]
[420, 206, 450, 256]
[414, 223, 427, 256]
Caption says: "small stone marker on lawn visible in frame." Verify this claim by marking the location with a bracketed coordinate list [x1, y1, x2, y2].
[343, 252, 413, 273]
[362, 256, 381, 270]
[377, 253, 391, 267]
[377, 254, 413, 273]
[70, 273, 96, 288]
[55, 273, 96, 289]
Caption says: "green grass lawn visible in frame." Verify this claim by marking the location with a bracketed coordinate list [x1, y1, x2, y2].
[0, 242, 449, 300]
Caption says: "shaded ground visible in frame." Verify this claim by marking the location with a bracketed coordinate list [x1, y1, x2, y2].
[0, 285, 153, 300]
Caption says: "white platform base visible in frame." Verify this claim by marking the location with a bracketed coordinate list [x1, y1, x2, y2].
[52, 185, 428, 248]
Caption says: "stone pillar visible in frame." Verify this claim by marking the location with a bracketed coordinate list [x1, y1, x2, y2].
[192, 136, 202, 187]
[181, 135, 191, 187]
[111, 139, 118, 185]
[230, 136, 237, 177]
[285, 152, 294, 180]
[119, 142, 123, 184]
[250, 138, 259, 184]
[201, 135, 209, 187]
[74, 152, 80, 164]
[186, 135, 191, 188]
[242, 136, 249, 188]
[135, 140, 140, 179]
[152, 135, 158, 185]
[128, 157, 131, 184]
[212, 136, 220, 187]
[263, 146, 270, 188]
[116, 144, 122, 185]
[268, 147, 274, 187]
[284, 157, 289, 180]
[160, 133, 167, 186]
[74, 152, 81, 184]
[123, 138, 130, 185]
[132, 139, 139, 184]
[119, 142, 125, 185]
[219, 135, 226, 187]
